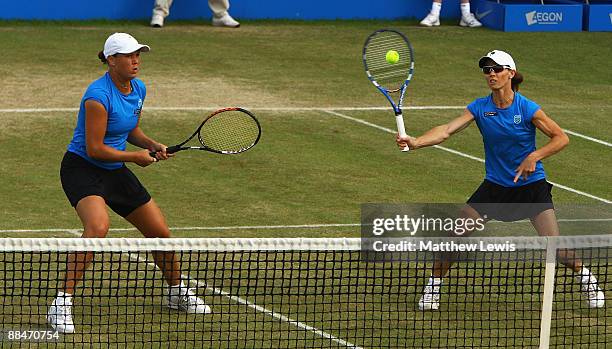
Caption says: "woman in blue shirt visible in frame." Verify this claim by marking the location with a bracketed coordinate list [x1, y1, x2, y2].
[396, 50, 604, 311]
[48, 33, 210, 334]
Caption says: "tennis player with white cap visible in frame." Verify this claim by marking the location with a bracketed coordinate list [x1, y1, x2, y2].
[396, 50, 605, 311]
[48, 33, 210, 334]
[101, 32, 151, 58]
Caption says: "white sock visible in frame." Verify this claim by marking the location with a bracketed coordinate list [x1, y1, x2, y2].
[168, 281, 187, 295]
[56, 291, 72, 305]
[431, 2, 442, 16]
[428, 276, 443, 286]
[460, 3, 471, 17]
[579, 267, 594, 285]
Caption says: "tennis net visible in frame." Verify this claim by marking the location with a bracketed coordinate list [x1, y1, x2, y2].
[0, 236, 609, 348]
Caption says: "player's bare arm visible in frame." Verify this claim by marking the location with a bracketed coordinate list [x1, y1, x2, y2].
[85, 100, 156, 167]
[513, 109, 569, 182]
[396, 109, 475, 149]
[127, 124, 171, 161]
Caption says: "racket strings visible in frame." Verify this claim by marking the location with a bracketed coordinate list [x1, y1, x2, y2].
[199, 110, 260, 154]
[365, 33, 413, 91]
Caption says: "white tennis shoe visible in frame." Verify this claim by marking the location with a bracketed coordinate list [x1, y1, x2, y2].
[459, 13, 482, 28]
[212, 13, 240, 28]
[47, 298, 75, 334]
[579, 274, 605, 308]
[418, 280, 441, 310]
[165, 287, 211, 314]
[420, 13, 440, 27]
[150, 13, 164, 28]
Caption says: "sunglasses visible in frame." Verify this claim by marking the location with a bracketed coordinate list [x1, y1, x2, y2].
[482, 65, 507, 74]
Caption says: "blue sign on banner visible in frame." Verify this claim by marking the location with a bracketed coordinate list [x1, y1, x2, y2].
[583, 2, 612, 31]
[474, 0, 583, 32]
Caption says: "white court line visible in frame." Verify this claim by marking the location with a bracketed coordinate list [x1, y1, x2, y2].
[0, 106, 462, 113]
[323, 110, 612, 204]
[1, 219, 610, 234]
[563, 129, 612, 148]
[0, 223, 360, 234]
[196, 278, 362, 349]
[0, 107, 79, 113]
[491, 218, 612, 224]
[3, 105, 608, 147]
[62, 230, 362, 349]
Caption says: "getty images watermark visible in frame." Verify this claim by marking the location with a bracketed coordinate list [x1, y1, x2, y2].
[360, 203, 612, 262]
[361, 204, 516, 259]
[367, 214, 516, 253]
[369, 238, 517, 253]
[371, 214, 486, 236]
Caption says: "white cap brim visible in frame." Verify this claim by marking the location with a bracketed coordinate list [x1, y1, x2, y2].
[103, 33, 151, 59]
[105, 44, 150, 58]
[116, 44, 150, 55]
[478, 50, 516, 71]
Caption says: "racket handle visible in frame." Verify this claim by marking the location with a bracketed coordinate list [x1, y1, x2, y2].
[395, 114, 410, 152]
[148, 145, 182, 157]
[165, 145, 181, 154]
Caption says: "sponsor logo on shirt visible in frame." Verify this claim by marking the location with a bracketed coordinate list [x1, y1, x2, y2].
[134, 98, 143, 117]
[514, 114, 522, 124]
[484, 111, 498, 117]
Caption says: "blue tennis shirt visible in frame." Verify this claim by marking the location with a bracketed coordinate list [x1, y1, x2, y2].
[67, 72, 146, 170]
[467, 92, 546, 187]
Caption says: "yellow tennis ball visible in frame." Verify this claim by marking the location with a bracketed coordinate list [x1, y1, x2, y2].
[386, 50, 400, 64]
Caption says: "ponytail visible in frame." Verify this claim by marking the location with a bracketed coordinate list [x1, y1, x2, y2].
[98, 51, 107, 64]
[511, 71, 524, 92]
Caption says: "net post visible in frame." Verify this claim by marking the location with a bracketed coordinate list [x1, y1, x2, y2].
[539, 236, 557, 349]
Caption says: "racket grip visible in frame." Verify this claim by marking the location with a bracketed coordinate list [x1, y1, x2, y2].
[395, 114, 410, 152]
[165, 145, 181, 154]
[149, 145, 181, 157]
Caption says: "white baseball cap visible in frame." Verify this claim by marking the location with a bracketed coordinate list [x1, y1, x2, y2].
[478, 50, 516, 71]
[103, 33, 150, 59]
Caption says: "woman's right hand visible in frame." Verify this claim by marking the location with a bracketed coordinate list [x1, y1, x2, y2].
[396, 133, 417, 150]
[134, 149, 158, 167]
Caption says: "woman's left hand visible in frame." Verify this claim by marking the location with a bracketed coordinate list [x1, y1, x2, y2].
[514, 153, 538, 183]
[150, 143, 174, 161]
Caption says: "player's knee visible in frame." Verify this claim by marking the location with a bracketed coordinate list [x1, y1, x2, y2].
[83, 222, 109, 238]
[155, 228, 172, 239]
[143, 226, 172, 239]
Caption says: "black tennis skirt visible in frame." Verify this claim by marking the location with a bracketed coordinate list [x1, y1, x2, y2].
[60, 151, 151, 217]
[467, 179, 554, 222]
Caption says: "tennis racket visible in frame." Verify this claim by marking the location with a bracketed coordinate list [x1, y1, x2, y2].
[363, 29, 414, 152]
[150, 107, 261, 157]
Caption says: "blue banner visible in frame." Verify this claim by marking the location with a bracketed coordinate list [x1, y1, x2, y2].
[583, 3, 612, 31]
[474, 0, 583, 32]
[0, 0, 461, 21]
[506, 3, 583, 31]
[473, 1, 505, 30]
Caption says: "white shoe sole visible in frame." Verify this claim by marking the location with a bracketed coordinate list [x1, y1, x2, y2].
[587, 292, 605, 308]
[166, 302, 212, 314]
[150, 16, 164, 28]
[459, 21, 482, 28]
[420, 21, 440, 27]
[418, 302, 440, 310]
[47, 316, 74, 334]
[212, 21, 240, 28]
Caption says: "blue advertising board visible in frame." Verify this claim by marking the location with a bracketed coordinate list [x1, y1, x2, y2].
[583, 1, 612, 31]
[474, 0, 584, 32]
[473, 1, 506, 30]
[0, 0, 459, 21]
